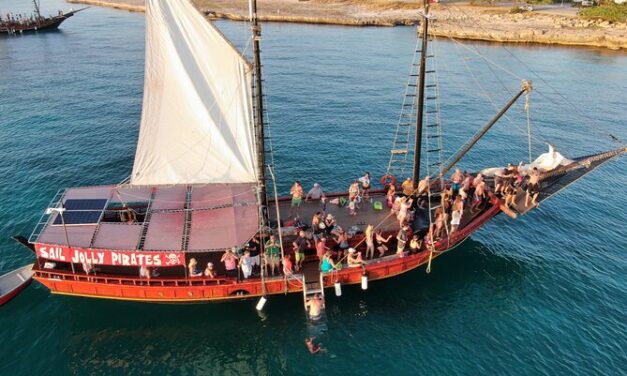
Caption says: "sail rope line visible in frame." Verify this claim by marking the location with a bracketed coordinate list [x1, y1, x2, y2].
[441, 38, 543, 169]
[444, 5, 620, 145]
[525, 91, 533, 164]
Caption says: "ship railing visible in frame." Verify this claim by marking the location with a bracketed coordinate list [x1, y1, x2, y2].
[28, 188, 66, 244]
[33, 268, 238, 287]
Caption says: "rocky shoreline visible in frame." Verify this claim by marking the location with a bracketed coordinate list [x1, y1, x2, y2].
[66, 0, 627, 50]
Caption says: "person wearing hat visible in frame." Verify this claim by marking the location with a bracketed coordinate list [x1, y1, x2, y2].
[347, 248, 364, 268]
[204, 262, 216, 278]
[305, 183, 325, 201]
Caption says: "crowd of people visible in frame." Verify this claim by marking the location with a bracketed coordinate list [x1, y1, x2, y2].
[173, 164, 541, 282]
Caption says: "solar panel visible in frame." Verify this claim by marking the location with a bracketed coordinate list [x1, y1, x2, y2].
[52, 211, 103, 225]
[63, 199, 108, 211]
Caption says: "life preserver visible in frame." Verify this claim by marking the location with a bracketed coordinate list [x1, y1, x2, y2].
[380, 174, 397, 187]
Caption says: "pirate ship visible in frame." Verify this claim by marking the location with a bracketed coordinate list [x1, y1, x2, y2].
[16, 0, 623, 310]
[0, 1, 86, 34]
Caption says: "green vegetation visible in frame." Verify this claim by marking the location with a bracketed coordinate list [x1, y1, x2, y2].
[579, 4, 627, 22]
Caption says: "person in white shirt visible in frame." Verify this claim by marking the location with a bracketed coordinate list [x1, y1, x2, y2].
[358, 172, 372, 200]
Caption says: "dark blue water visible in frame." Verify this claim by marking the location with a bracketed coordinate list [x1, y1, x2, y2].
[1, 1, 626, 374]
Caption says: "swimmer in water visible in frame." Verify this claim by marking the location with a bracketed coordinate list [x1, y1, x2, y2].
[305, 337, 324, 354]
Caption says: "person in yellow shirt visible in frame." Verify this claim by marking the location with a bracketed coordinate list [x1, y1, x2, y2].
[401, 177, 414, 197]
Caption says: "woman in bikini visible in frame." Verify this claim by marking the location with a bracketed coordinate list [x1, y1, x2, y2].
[375, 229, 392, 258]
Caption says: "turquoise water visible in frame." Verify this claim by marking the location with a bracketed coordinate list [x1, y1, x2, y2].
[1, 0, 626, 374]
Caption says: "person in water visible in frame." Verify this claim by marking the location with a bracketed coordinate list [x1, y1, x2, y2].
[305, 294, 323, 320]
[305, 337, 324, 355]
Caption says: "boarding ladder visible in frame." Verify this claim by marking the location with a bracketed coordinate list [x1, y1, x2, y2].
[302, 271, 326, 319]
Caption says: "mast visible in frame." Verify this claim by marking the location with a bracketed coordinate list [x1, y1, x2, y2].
[250, 0, 269, 227]
[33, 0, 42, 19]
[412, 0, 430, 187]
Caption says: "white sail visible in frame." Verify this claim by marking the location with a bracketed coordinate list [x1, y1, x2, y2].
[131, 0, 257, 186]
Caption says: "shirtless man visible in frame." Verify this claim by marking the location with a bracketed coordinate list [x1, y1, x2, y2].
[450, 168, 463, 196]
[525, 167, 541, 207]
[306, 294, 324, 320]
[417, 176, 430, 208]
[290, 181, 304, 219]
[471, 180, 487, 212]
[348, 180, 361, 201]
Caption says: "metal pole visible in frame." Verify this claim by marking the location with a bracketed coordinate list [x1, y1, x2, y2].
[59, 208, 76, 275]
[439, 81, 532, 177]
[250, 0, 269, 231]
[412, 0, 430, 188]
[267, 166, 287, 292]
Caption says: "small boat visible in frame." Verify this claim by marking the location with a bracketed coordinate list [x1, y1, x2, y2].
[0, 1, 86, 35]
[0, 264, 34, 306]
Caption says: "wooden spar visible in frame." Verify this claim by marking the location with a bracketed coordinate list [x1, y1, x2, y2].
[439, 81, 532, 178]
[412, 0, 430, 188]
[250, 0, 269, 229]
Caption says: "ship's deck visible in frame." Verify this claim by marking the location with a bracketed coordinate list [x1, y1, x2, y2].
[31, 183, 260, 252]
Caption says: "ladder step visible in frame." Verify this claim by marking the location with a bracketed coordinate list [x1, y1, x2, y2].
[391, 149, 409, 155]
[426, 70, 436, 73]
[429, 162, 441, 167]
[306, 288, 322, 295]
[427, 135, 441, 139]
[427, 149, 441, 153]
[426, 84, 436, 88]
[426, 123, 439, 127]
[426, 96, 437, 100]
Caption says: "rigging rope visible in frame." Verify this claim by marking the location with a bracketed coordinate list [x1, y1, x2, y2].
[443, 5, 620, 145]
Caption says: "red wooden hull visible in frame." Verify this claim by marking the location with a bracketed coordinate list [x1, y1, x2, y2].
[33, 202, 502, 303]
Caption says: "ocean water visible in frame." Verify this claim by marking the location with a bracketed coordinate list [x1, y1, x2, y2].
[0, 1, 626, 375]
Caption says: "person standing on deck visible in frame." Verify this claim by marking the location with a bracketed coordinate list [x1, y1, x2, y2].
[311, 212, 323, 242]
[316, 236, 330, 261]
[264, 235, 281, 276]
[290, 181, 304, 219]
[417, 176, 430, 209]
[292, 230, 310, 272]
[525, 167, 541, 207]
[364, 225, 375, 260]
[348, 180, 361, 201]
[396, 224, 409, 256]
[451, 168, 463, 196]
[358, 172, 372, 201]
[471, 180, 487, 213]
[386, 184, 396, 208]
[305, 183, 327, 211]
[397, 197, 413, 227]
[246, 235, 261, 275]
[375, 229, 392, 258]
[221, 248, 239, 280]
[239, 251, 253, 279]
[401, 177, 414, 197]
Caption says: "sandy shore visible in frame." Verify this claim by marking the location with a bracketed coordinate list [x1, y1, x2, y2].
[66, 0, 627, 50]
